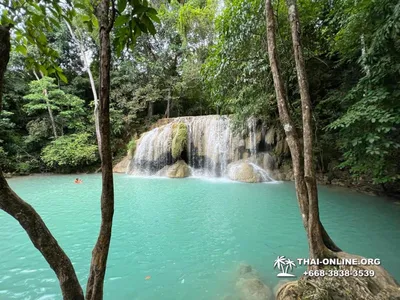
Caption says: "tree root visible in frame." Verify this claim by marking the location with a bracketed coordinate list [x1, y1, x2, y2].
[276, 252, 400, 300]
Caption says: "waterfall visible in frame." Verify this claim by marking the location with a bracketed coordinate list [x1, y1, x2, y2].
[248, 117, 257, 158]
[130, 115, 275, 181]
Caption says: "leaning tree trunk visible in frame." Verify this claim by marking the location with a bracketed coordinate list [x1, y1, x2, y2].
[0, 25, 84, 300]
[265, 0, 340, 262]
[85, 0, 115, 299]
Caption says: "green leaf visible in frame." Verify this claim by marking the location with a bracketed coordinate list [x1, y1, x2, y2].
[91, 14, 99, 29]
[39, 65, 48, 76]
[137, 21, 148, 33]
[115, 15, 130, 27]
[132, 5, 148, 16]
[142, 15, 156, 35]
[57, 71, 68, 83]
[117, 0, 127, 13]
[38, 32, 47, 45]
[15, 45, 27, 56]
[148, 13, 160, 24]
[81, 15, 91, 22]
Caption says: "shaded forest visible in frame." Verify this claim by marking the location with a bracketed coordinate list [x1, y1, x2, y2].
[1, 0, 399, 193]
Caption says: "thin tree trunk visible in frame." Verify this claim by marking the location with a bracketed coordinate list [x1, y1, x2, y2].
[33, 70, 58, 139]
[85, 0, 115, 299]
[0, 26, 10, 111]
[265, 0, 340, 262]
[286, 0, 326, 259]
[65, 21, 102, 157]
[0, 25, 84, 300]
[165, 88, 171, 118]
[148, 101, 154, 118]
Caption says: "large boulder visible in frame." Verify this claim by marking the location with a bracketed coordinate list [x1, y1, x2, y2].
[235, 264, 272, 300]
[236, 278, 273, 300]
[113, 156, 130, 173]
[166, 160, 191, 178]
[171, 122, 188, 159]
[227, 161, 273, 183]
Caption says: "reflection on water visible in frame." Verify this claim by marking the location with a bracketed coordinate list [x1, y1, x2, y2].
[0, 174, 399, 299]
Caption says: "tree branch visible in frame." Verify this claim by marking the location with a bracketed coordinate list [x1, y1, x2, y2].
[0, 171, 84, 299]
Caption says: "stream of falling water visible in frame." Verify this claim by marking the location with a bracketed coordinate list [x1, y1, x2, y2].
[130, 115, 274, 180]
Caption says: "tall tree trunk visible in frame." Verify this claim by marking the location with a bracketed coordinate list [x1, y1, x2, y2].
[0, 26, 10, 111]
[65, 21, 102, 157]
[286, 0, 326, 259]
[0, 25, 84, 300]
[33, 71, 58, 139]
[265, 0, 340, 262]
[165, 88, 171, 118]
[85, 0, 115, 299]
[148, 101, 154, 118]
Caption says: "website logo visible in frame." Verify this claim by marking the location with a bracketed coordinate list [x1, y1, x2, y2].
[273, 255, 297, 278]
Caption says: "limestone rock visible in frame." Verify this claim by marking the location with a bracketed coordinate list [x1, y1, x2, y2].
[113, 156, 130, 173]
[171, 122, 188, 159]
[263, 153, 275, 170]
[236, 278, 273, 300]
[228, 161, 262, 183]
[238, 264, 253, 276]
[166, 160, 190, 178]
[228, 160, 274, 183]
[265, 127, 276, 145]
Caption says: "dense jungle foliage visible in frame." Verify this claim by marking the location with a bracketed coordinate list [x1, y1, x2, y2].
[1, 0, 399, 191]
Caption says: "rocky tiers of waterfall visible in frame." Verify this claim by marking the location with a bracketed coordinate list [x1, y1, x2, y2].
[115, 115, 292, 182]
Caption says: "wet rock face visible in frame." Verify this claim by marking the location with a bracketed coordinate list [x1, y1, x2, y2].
[121, 115, 294, 180]
[158, 160, 191, 178]
[113, 156, 131, 173]
[227, 160, 274, 183]
[228, 161, 263, 183]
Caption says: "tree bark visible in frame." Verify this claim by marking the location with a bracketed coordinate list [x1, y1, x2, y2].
[265, 0, 340, 262]
[0, 26, 10, 111]
[33, 70, 58, 139]
[165, 88, 171, 118]
[148, 101, 154, 118]
[0, 25, 84, 300]
[85, 0, 115, 299]
[65, 21, 102, 157]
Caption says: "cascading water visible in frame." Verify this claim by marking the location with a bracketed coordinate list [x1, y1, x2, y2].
[130, 115, 275, 182]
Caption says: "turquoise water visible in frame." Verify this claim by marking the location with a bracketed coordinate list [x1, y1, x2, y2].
[1, 174, 400, 299]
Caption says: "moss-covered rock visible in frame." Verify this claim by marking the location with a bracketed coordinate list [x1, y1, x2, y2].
[171, 122, 188, 159]
[127, 138, 136, 159]
[166, 160, 191, 178]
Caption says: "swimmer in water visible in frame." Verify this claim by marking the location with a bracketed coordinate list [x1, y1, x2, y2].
[74, 178, 82, 184]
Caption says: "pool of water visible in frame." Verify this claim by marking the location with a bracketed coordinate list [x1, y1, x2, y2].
[1, 174, 400, 299]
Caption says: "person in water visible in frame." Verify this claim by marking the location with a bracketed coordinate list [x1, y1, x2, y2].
[74, 178, 83, 184]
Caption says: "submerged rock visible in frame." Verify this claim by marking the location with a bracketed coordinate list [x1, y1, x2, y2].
[113, 156, 130, 173]
[235, 263, 273, 300]
[227, 161, 273, 183]
[276, 252, 400, 300]
[236, 278, 273, 300]
[238, 264, 253, 276]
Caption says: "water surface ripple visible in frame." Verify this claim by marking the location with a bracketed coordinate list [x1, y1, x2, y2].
[1, 174, 399, 299]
